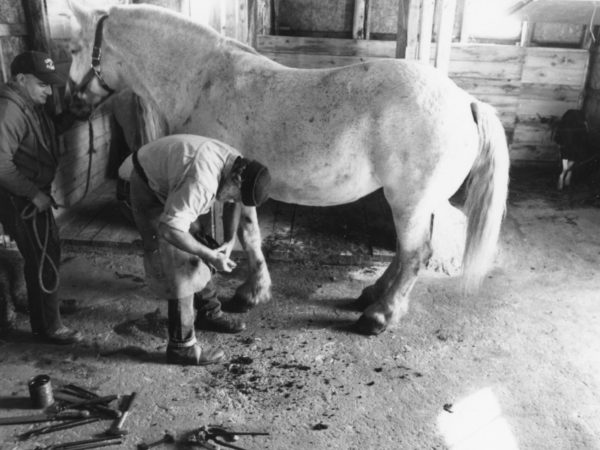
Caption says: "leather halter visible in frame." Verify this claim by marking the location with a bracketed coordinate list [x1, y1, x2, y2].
[73, 15, 114, 96]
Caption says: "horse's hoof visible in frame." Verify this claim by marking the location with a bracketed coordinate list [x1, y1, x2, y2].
[355, 314, 387, 335]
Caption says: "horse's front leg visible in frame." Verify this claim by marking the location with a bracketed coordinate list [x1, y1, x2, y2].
[229, 205, 272, 311]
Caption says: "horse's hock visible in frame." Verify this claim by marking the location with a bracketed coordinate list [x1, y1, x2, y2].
[427, 201, 467, 277]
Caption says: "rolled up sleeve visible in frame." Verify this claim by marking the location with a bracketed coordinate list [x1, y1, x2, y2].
[160, 177, 214, 232]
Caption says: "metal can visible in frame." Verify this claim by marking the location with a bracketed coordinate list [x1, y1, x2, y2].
[28, 374, 54, 408]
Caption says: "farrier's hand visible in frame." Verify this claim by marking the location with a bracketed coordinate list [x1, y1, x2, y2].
[216, 240, 235, 259]
[31, 191, 53, 212]
[210, 251, 237, 273]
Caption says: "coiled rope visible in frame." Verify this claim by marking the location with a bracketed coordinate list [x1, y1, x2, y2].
[20, 203, 59, 295]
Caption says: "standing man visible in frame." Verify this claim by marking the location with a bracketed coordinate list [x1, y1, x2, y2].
[0, 51, 83, 344]
[129, 134, 271, 366]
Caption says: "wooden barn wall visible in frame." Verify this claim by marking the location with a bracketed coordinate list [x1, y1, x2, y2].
[257, 37, 588, 165]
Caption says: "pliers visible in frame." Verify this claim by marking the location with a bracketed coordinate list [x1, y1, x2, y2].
[192, 425, 269, 450]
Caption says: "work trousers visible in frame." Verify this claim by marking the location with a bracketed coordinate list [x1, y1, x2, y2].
[129, 170, 221, 346]
[0, 187, 62, 334]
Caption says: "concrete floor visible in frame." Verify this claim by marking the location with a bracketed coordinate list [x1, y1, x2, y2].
[0, 166, 599, 450]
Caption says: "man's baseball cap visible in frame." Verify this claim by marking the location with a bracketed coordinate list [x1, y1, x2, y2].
[11, 51, 65, 85]
[240, 159, 271, 207]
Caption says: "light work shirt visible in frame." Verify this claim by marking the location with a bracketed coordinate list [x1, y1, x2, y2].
[136, 134, 239, 232]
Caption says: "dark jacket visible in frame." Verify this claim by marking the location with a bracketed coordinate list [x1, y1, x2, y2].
[0, 82, 68, 199]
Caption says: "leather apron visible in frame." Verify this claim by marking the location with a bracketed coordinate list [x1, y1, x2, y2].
[129, 166, 211, 299]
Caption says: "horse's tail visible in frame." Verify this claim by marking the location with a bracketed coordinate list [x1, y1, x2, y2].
[462, 101, 510, 292]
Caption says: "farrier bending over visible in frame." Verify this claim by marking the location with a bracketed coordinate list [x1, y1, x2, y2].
[129, 134, 271, 366]
[0, 51, 84, 344]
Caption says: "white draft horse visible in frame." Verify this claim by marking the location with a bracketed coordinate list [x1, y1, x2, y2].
[66, 2, 509, 335]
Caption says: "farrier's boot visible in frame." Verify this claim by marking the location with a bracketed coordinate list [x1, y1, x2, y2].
[166, 338, 225, 366]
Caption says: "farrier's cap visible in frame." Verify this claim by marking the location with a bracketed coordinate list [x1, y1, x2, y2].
[240, 159, 271, 207]
[11, 51, 65, 85]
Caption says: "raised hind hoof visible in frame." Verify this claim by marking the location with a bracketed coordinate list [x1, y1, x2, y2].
[355, 313, 388, 335]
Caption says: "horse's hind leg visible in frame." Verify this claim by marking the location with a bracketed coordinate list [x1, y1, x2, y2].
[356, 205, 432, 335]
[228, 205, 272, 311]
[355, 257, 400, 309]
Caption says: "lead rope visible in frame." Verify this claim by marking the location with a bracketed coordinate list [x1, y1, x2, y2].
[82, 116, 95, 200]
[20, 204, 59, 295]
[15, 114, 96, 295]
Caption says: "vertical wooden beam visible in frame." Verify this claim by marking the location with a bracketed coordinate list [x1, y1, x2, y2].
[365, 0, 372, 39]
[519, 21, 533, 47]
[434, 0, 456, 74]
[459, 0, 470, 43]
[258, 0, 271, 36]
[418, 0, 434, 64]
[22, 0, 51, 52]
[271, 0, 279, 35]
[353, 0, 367, 39]
[248, 0, 258, 47]
[396, 0, 410, 58]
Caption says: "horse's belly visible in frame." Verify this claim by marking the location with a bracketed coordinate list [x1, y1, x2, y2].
[269, 161, 381, 207]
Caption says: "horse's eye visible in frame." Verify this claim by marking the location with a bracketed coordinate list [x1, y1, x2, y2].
[69, 44, 82, 55]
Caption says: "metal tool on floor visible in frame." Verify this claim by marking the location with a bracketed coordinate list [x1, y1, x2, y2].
[55, 384, 122, 418]
[33, 435, 123, 450]
[191, 425, 270, 450]
[105, 391, 136, 436]
[0, 409, 90, 425]
[18, 417, 103, 441]
[137, 431, 175, 449]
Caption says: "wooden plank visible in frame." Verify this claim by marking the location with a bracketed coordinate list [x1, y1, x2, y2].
[519, 21, 533, 47]
[418, 0, 435, 64]
[405, 0, 423, 59]
[54, 148, 109, 189]
[58, 138, 110, 170]
[56, 179, 115, 229]
[516, 98, 581, 122]
[434, 0, 456, 73]
[448, 59, 523, 80]
[509, 144, 559, 162]
[55, 150, 109, 193]
[453, 77, 521, 96]
[258, 35, 396, 57]
[448, 43, 524, 62]
[22, 0, 51, 52]
[395, 0, 409, 58]
[353, 0, 367, 39]
[520, 82, 582, 102]
[261, 52, 375, 69]
[459, 0, 471, 43]
[0, 23, 28, 37]
[512, 122, 554, 145]
[521, 47, 589, 86]
[56, 166, 107, 208]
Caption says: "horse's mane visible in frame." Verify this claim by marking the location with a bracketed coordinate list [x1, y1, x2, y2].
[136, 95, 168, 145]
[110, 3, 259, 56]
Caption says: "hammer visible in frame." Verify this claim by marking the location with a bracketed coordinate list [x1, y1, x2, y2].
[106, 392, 137, 437]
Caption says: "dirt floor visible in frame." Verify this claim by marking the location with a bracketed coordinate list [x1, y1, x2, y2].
[1, 166, 600, 450]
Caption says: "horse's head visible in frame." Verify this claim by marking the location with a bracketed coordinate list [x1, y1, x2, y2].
[65, 0, 115, 112]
